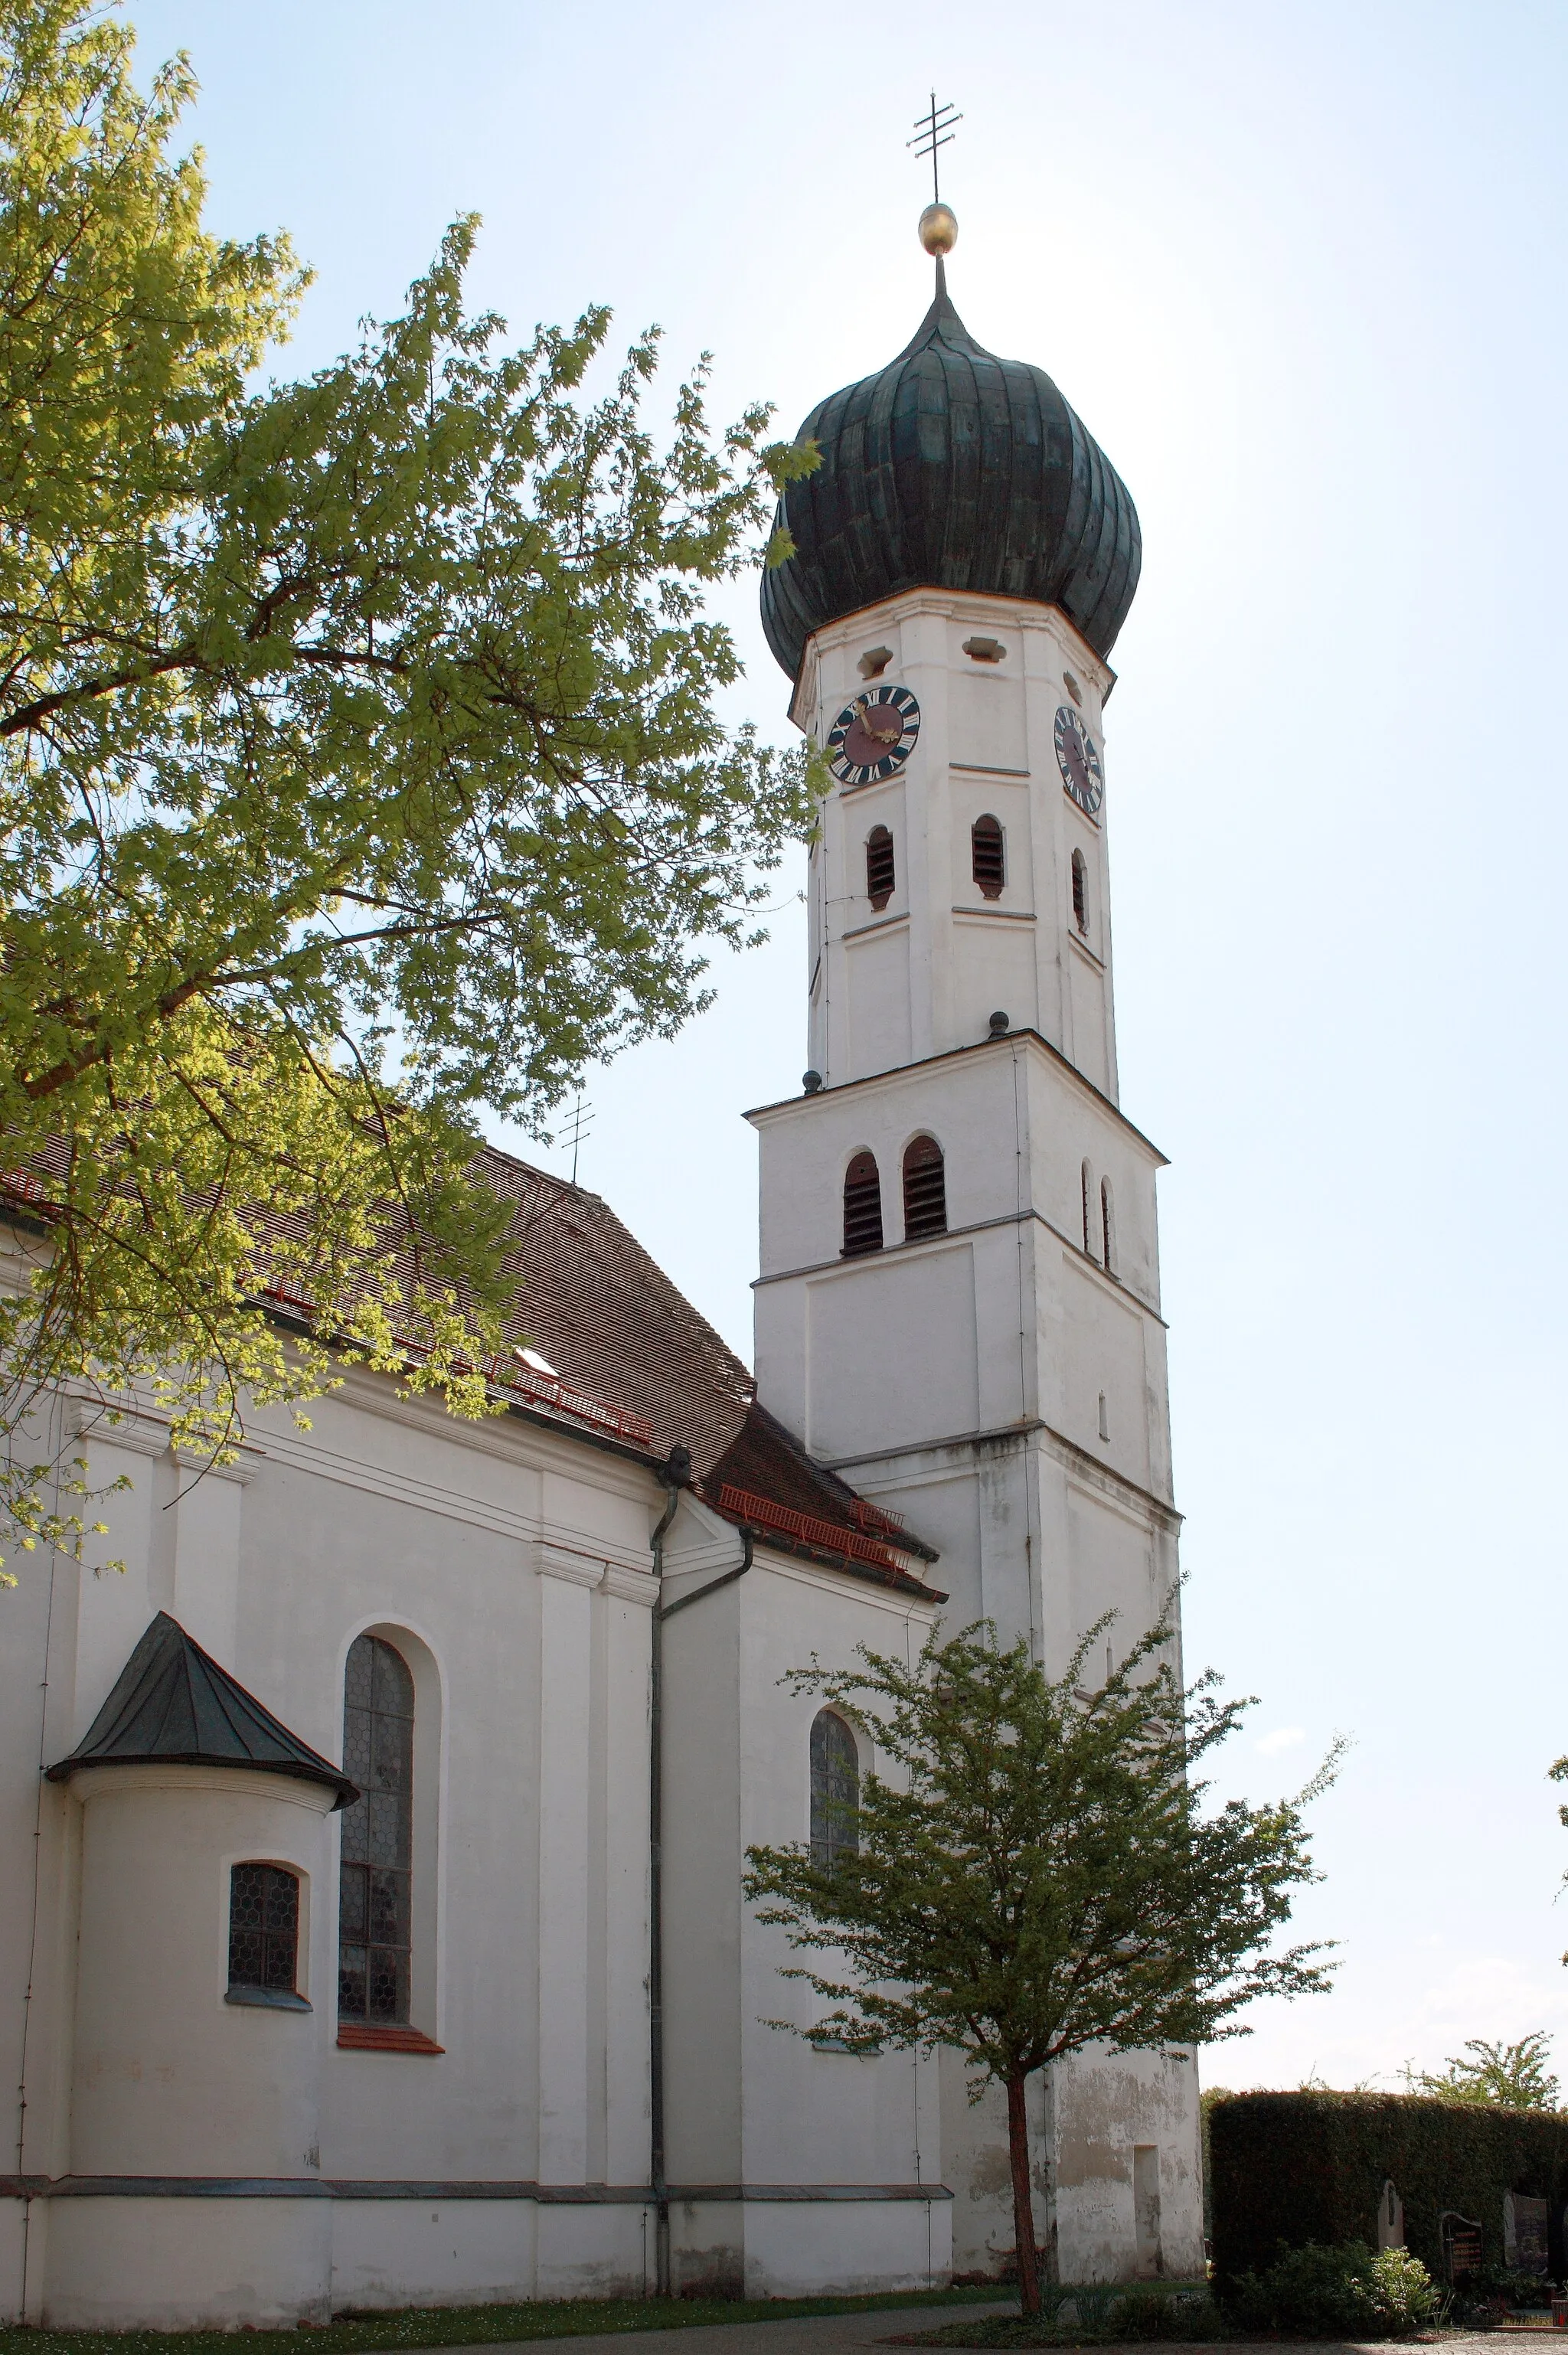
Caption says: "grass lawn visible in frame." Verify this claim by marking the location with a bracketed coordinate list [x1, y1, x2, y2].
[0, 2282, 1013, 2355]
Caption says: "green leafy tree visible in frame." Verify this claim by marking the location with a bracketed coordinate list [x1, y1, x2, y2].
[743, 1617, 1339, 2316]
[0, 0, 818, 1573]
[1402, 2034, 1560, 2111]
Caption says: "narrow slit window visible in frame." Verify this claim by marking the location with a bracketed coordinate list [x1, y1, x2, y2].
[1071, 848, 1088, 934]
[903, 1135, 947, 1241]
[972, 815, 1005, 900]
[338, 1633, 414, 2027]
[227, 1863, 303, 2007]
[810, 1710, 860, 1867]
[1101, 1178, 1116, 1275]
[865, 825, 895, 911]
[842, 1151, 884, 1258]
[1082, 1160, 1095, 1256]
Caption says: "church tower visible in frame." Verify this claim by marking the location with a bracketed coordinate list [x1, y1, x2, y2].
[749, 205, 1204, 2282]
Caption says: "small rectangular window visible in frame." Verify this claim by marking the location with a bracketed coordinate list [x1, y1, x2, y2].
[227, 1863, 307, 2010]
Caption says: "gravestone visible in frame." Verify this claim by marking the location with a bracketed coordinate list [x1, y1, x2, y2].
[1442, 2213, 1484, 2284]
[1505, 2192, 1550, 2277]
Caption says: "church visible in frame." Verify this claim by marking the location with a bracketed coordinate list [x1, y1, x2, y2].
[0, 207, 1206, 2327]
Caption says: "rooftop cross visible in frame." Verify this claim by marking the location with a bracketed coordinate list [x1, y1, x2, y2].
[907, 90, 962, 204]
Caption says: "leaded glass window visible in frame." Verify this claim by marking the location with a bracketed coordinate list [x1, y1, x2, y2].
[338, 1634, 414, 2025]
[810, 1710, 859, 1868]
[228, 1862, 300, 1996]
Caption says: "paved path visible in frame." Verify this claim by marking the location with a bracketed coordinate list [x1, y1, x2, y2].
[368, 2315, 1506, 2355]
[368, 2310, 1014, 2355]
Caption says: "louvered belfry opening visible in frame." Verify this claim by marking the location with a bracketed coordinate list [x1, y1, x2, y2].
[1072, 848, 1088, 933]
[865, 825, 895, 910]
[842, 1151, 884, 1257]
[972, 815, 1005, 899]
[903, 1135, 947, 1241]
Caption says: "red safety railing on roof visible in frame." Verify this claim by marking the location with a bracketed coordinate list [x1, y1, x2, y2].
[849, 1496, 905, 1537]
[499, 1364, 654, 1447]
[715, 1485, 910, 1576]
[255, 1282, 655, 1449]
[0, 1168, 60, 1215]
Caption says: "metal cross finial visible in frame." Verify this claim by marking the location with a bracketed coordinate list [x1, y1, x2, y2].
[907, 90, 962, 204]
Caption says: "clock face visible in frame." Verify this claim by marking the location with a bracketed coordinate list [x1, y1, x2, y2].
[825, 684, 921, 787]
[1054, 705, 1104, 816]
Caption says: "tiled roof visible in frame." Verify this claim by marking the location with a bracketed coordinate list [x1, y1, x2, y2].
[472, 1147, 756, 1477]
[1, 1138, 942, 1601]
[472, 1150, 942, 1599]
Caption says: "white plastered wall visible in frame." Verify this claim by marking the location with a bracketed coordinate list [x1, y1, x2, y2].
[0, 1370, 662, 2324]
[658, 1494, 951, 2297]
[755, 584, 1205, 2286]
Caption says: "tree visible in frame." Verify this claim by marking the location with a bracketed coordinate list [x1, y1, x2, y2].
[0, 1, 818, 1573]
[743, 1618, 1338, 2314]
[1402, 2034, 1560, 2111]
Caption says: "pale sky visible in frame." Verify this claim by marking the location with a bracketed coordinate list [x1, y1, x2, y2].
[124, 0, 1568, 2095]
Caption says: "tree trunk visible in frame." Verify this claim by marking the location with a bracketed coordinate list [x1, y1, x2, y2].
[1005, 2069, 1040, 2317]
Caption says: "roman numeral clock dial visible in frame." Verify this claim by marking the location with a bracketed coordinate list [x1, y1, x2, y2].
[825, 684, 921, 787]
[1054, 704, 1105, 815]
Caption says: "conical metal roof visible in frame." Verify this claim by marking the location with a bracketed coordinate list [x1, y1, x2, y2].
[760, 263, 1141, 681]
[47, 1610, 358, 1807]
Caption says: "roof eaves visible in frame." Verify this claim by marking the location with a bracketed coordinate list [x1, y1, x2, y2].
[709, 1496, 946, 1605]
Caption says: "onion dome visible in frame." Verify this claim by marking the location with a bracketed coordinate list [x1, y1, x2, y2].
[760, 261, 1141, 681]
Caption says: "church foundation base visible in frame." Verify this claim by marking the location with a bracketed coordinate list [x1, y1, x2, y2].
[669, 2195, 952, 2299]
[329, 2198, 650, 2310]
[38, 2197, 333, 2330]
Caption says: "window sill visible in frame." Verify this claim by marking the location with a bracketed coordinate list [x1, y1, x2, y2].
[337, 2023, 444, 2054]
[226, 1985, 311, 2013]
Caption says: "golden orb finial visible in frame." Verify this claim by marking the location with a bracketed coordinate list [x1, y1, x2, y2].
[919, 201, 958, 258]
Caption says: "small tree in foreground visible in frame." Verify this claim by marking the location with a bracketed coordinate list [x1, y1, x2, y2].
[743, 1617, 1340, 2314]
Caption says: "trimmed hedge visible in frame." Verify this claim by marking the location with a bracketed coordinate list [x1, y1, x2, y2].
[1208, 2091, 1568, 2283]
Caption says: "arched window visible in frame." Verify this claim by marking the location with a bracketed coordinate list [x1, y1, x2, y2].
[903, 1135, 947, 1241]
[1071, 848, 1088, 934]
[227, 1863, 305, 2009]
[842, 1151, 884, 1258]
[1101, 1178, 1116, 1275]
[338, 1634, 414, 2027]
[810, 1710, 859, 1867]
[866, 825, 895, 911]
[972, 814, 1005, 900]
[1081, 1159, 1095, 1257]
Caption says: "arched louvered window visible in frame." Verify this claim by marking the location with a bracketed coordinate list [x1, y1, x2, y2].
[866, 825, 895, 911]
[339, 1634, 414, 2027]
[903, 1135, 947, 1241]
[972, 814, 1005, 899]
[1101, 1177, 1116, 1275]
[1082, 1159, 1095, 1257]
[1071, 848, 1088, 934]
[227, 1863, 303, 2007]
[810, 1710, 859, 1867]
[842, 1151, 884, 1258]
